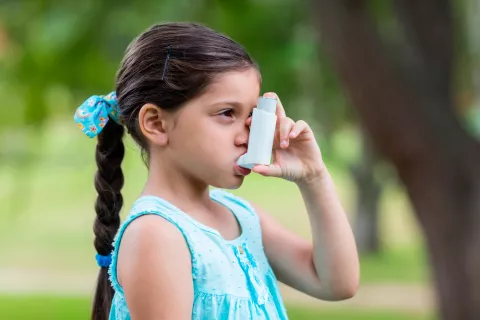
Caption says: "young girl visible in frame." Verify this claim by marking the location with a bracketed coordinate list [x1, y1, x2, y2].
[75, 22, 359, 320]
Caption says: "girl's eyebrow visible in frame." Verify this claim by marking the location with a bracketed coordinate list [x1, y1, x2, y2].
[210, 100, 256, 110]
[210, 101, 242, 108]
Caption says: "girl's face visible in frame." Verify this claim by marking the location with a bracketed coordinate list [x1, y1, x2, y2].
[158, 68, 261, 189]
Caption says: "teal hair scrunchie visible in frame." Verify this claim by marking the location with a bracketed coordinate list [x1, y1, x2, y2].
[74, 91, 121, 138]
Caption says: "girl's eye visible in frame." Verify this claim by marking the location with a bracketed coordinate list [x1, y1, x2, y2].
[219, 109, 234, 118]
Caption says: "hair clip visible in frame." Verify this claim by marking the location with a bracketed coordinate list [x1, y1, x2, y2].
[162, 45, 172, 81]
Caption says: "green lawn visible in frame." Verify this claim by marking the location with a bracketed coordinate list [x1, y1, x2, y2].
[0, 295, 432, 320]
[359, 245, 428, 284]
[0, 122, 429, 297]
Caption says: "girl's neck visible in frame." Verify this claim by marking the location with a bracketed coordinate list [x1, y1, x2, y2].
[141, 159, 213, 214]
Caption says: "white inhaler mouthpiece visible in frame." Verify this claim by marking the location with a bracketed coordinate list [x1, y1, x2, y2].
[237, 97, 277, 169]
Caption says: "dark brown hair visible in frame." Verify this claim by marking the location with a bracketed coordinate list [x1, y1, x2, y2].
[91, 22, 258, 320]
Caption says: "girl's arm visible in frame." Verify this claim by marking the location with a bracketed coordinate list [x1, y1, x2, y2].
[253, 168, 359, 301]
[118, 215, 194, 319]
[250, 92, 360, 301]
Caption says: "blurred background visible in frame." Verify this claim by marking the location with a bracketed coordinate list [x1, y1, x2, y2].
[1, 1, 479, 319]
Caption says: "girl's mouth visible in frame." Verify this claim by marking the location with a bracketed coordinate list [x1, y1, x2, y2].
[234, 162, 251, 176]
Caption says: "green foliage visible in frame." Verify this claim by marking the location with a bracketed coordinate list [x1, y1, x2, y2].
[0, 0, 352, 137]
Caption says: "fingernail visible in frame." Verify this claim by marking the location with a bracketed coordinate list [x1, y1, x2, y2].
[281, 140, 288, 147]
[290, 131, 296, 137]
[263, 92, 276, 98]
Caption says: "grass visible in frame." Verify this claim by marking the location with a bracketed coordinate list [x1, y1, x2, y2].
[0, 121, 429, 292]
[287, 307, 431, 320]
[0, 295, 432, 320]
[360, 245, 428, 284]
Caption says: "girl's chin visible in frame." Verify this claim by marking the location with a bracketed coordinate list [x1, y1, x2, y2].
[211, 175, 245, 190]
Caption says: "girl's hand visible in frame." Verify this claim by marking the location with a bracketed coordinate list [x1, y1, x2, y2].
[249, 92, 326, 184]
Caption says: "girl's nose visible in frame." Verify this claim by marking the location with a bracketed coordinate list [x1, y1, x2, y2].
[234, 123, 249, 147]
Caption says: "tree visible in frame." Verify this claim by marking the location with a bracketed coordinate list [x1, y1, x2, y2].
[351, 130, 383, 253]
[313, 1, 480, 319]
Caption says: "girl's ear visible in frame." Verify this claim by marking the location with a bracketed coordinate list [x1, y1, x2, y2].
[138, 103, 169, 147]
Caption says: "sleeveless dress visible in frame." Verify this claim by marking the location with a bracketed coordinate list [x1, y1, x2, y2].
[107, 188, 289, 320]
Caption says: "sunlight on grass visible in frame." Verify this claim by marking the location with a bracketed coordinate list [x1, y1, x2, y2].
[0, 295, 432, 320]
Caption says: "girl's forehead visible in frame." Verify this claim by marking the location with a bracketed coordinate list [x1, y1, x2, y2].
[200, 69, 261, 106]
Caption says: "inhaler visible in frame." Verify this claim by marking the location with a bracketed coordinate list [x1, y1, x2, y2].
[237, 97, 277, 169]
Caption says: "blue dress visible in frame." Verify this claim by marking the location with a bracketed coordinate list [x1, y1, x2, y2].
[108, 188, 289, 319]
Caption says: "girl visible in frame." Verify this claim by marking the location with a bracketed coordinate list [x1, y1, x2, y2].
[74, 22, 359, 320]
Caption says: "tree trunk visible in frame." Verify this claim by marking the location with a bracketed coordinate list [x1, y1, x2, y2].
[312, 1, 480, 319]
[352, 131, 382, 254]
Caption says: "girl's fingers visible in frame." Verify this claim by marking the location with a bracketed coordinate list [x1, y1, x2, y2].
[279, 118, 295, 148]
[252, 164, 283, 177]
[289, 120, 309, 138]
[263, 92, 286, 119]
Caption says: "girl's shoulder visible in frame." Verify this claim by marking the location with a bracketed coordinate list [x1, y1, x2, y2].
[108, 198, 196, 295]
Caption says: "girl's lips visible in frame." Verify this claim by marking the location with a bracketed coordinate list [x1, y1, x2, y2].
[234, 162, 251, 176]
